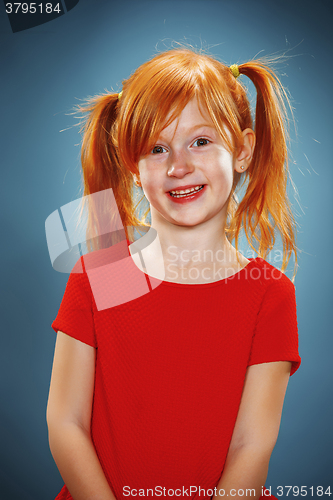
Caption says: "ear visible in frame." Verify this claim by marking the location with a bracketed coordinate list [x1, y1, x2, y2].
[234, 128, 256, 173]
[132, 173, 142, 187]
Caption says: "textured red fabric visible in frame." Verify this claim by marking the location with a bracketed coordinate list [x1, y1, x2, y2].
[51, 242, 301, 500]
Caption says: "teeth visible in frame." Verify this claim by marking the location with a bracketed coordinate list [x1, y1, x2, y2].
[169, 185, 204, 198]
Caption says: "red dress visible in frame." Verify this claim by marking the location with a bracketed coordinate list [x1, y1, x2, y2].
[51, 241, 301, 500]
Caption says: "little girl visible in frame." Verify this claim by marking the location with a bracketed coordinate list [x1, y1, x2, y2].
[47, 48, 301, 500]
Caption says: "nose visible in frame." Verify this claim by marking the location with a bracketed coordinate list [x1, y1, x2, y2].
[167, 149, 194, 178]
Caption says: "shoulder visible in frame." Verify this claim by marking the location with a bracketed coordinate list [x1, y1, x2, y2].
[61, 257, 93, 310]
[247, 258, 297, 315]
[253, 257, 295, 292]
[250, 259, 297, 322]
[74, 240, 138, 311]
[80, 239, 129, 270]
[69, 240, 128, 286]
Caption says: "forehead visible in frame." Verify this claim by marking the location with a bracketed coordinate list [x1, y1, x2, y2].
[158, 98, 216, 140]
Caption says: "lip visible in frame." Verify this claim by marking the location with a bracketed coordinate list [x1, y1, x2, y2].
[166, 184, 207, 204]
[166, 183, 205, 193]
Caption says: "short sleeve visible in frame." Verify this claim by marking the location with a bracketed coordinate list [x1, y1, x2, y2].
[248, 274, 301, 376]
[51, 258, 97, 348]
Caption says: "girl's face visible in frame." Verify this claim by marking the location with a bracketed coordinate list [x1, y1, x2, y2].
[137, 98, 249, 231]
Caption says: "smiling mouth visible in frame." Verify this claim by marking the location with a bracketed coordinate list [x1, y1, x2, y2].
[169, 185, 205, 198]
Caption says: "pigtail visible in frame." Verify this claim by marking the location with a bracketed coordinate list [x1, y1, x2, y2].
[77, 93, 140, 250]
[228, 60, 298, 281]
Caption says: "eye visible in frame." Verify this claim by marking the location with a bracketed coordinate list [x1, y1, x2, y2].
[151, 145, 167, 154]
[193, 138, 210, 147]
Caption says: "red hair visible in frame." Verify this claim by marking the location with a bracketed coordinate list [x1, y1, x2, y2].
[78, 48, 298, 280]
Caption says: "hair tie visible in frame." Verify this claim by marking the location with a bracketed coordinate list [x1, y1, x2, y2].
[118, 91, 123, 100]
[229, 64, 240, 79]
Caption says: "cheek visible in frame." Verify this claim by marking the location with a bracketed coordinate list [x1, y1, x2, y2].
[137, 161, 148, 187]
[212, 153, 234, 187]
[141, 184, 154, 205]
[138, 163, 158, 204]
[139, 159, 163, 183]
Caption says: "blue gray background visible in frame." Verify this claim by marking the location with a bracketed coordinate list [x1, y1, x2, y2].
[1, 0, 332, 498]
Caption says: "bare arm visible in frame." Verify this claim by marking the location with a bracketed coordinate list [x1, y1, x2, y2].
[46, 331, 117, 500]
[213, 361, 292, 500]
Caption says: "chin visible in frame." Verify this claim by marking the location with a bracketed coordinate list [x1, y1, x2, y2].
[170, 215, 209, 228]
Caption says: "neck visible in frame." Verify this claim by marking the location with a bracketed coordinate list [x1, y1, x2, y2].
[128, 205, 251, 284]
[149, 210, 240, 269]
